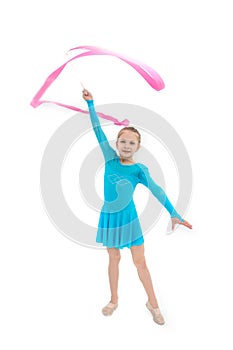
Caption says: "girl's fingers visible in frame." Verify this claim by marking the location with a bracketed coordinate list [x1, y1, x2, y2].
[82, 89, 89, 97]
[182, 221, 192, 229]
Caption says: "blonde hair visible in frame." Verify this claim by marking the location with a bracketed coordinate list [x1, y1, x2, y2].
[117, 127, 141, 144]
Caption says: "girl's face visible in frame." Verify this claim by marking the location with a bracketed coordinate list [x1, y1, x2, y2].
[116, 131, 140, 160]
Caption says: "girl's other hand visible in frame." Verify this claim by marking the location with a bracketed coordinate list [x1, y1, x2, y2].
[171, 217, 192, 231]
[82, 89, 93, 101]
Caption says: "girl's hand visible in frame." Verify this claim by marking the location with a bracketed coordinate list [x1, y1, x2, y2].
[171, 217, 192, 231]
[82, 89, 93, 101]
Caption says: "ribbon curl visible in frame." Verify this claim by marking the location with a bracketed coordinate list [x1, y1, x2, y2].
[30, 45, 165, 125]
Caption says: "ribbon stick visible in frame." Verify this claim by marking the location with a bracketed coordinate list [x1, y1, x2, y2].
[30, 46, 165, 125]
[80, 82, 85, 90]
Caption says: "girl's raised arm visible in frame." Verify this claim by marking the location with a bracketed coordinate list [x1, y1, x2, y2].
[82, 90, 117, 162]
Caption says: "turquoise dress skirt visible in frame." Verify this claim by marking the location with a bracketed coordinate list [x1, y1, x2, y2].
[87, 100, 183, 249]
[97, 196, 144, 249]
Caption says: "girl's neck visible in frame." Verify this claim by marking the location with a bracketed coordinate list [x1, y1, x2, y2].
[120, 157, 135, 164]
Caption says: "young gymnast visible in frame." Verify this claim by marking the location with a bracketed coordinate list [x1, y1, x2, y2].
[82, 89, 192, 325]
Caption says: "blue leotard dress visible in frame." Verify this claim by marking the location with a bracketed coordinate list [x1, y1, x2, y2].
[87, 100, 184, 249]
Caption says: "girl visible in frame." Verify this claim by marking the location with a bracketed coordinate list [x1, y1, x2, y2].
[82, 89, 192, 325]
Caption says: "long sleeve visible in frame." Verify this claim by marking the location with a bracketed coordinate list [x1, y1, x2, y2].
[139, 165, 184, 222]
[86, 100, 117, 162]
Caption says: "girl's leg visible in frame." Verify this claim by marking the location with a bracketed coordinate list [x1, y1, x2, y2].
[130, 244, 159, 308]
[107, 247, 121, 304]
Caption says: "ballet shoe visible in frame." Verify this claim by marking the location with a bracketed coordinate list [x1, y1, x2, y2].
[102, 302, 118, 316]
[146, 301, 165, 325]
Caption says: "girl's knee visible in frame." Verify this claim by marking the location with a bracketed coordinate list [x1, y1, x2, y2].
[107, 248, 121, 262]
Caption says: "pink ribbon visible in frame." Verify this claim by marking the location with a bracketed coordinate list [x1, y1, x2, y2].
[30, 45, 165, 126]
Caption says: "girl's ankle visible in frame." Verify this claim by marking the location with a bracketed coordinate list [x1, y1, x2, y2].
[110, 298, 118, 304]
[148, 300, 158, 309]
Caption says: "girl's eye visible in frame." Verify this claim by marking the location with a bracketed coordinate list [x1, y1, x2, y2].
[120, 140, 125, 143]
[130, 142, 135, 145]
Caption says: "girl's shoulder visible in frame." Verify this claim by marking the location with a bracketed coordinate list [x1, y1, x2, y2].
[136, 162, 149, 171]
[135, 163, 150, 179]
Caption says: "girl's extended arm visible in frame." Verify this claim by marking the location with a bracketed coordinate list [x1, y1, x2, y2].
[139, 165, 184, 222]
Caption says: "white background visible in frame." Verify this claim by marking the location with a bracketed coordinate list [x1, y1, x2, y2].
[1, 1, 233, 349]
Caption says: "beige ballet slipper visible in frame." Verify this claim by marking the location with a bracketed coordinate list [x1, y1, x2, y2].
[146, 301, 165, 325]
[102, 302, 118, 316]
